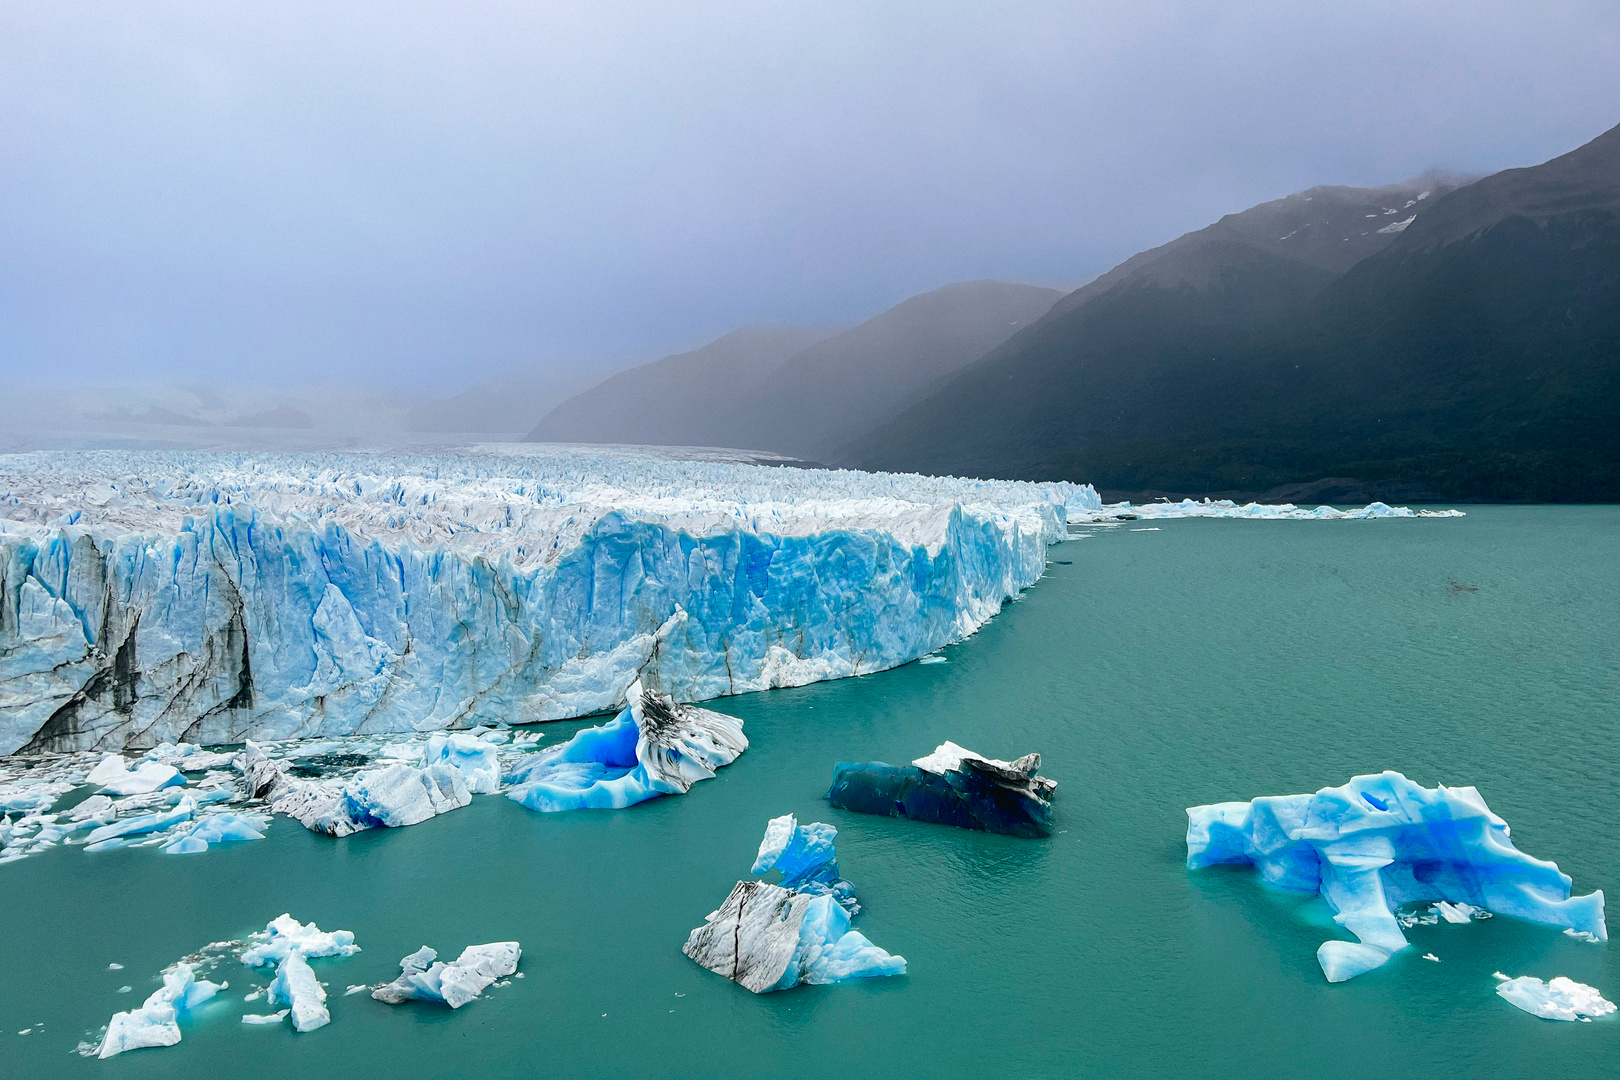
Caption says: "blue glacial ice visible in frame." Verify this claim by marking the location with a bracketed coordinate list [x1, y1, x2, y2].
[96, 963, 223, 1058]
[160, 811, 269, 854]
[827, 741, 1057, 837]
[267, 950, 330, 1032]
[684, 814, 905, 993]
[0, 448, 1088, 753]
[1494, 973, 1616, 1021]
[1186, 771, 1608, 982]
[752, 813, 859, 914]
[505, 679, 746, 812]
[371, 942, 522, 1008]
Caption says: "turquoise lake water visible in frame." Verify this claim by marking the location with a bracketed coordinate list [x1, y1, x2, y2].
[3, 506, 1616, 1078]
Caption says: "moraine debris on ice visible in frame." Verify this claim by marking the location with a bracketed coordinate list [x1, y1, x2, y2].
[684, 814, 905, 993]
[1494, 973, 1617, 1022]
[505, 679, 746, 813]
[1186, 771, 1608, 983]
[371, 942, 522, 1008]
[827, 740, 1057, 837]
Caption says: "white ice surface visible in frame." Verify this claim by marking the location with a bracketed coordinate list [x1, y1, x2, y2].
[267, 951, 329, 1032]
[1495, 974, 1616, 1021]
[97, 963, 222, 1058]
[240, 914, 360, 968]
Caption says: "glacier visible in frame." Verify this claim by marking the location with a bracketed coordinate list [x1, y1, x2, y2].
[0, 447, 1088, 753]
[1186, 771, 1607, 982]
[505, 679, 746, 812]
[684, 814, 905, 992]
[827, 740, 1057, 837]
[371, 941, 522, 1008]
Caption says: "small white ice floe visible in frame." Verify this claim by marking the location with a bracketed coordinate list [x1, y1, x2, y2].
[85, 754, 185, 796]
[371, 942, 521, 1009]
[116, 986, 132, 994]
[267, 952, 329, 1032]
[18, 1029, 31, 1035]
[241, 1010, 290, 1026]
[1422, 954, 1441, 962]
[1565, 928, 1603, 943]
[97, 964, 223, 1058]
[107, 963, 124, 971]
[1129, 527, 1161, 532]
[917, 656, 948, 665]
[243, 990, 262, 1002]
[1494, 973, 1616, 1022]
[240, 914, 360, 967]
[1435, 900, 1486, 924]
[344, 984, 369, 995]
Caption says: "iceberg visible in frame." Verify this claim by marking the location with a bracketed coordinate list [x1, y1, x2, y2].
[97, 963, 222, 1058]
[84, 796, 195, 850]
[684, 815, 905, 993]
[267, 951, 329, 1032]
[240, 740, 476, 836]
[240, 914, 360, 968]
[1494, 973, 1617, 1021]
[827, 741, 1057, 837]
[752, 813, 859, 914]
[506, 680, 746, 813]
[85, 754, 184, 796]
[1186, 771, 1608, 982]
[1, 447, 1075, 754]
[160, 811, 269, 854]
[241, 1010, 290, 1025]
[371, 942, 522, 1008]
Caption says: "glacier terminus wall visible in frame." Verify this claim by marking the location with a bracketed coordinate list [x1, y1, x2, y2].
[0, 446, 1095, 753]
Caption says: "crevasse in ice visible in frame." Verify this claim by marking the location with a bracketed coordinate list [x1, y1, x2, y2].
[505, 679, 746, 812]
[684, 814, 905, 993]
[1186, 771, 1607, 982]
[0, 448, 1085, 754]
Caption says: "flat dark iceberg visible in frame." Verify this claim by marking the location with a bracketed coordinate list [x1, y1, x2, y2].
[826, 741, 1056, 838]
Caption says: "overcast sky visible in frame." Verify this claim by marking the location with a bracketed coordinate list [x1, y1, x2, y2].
[2, 1, 1618, 391]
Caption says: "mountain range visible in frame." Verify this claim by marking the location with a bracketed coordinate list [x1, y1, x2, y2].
[526, 121, 1620, 501]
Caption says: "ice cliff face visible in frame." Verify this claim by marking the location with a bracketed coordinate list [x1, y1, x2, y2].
[1, 448, 1089, 753]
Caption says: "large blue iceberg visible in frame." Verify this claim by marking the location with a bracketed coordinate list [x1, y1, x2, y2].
[683, 814, 905, 993]
[505, 680, 746, 812]
[827, 741, 1057, 838]
[1186, 771, 1608, 982]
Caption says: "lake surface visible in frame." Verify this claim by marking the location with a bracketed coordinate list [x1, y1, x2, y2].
[5, 506, 1616, 1078]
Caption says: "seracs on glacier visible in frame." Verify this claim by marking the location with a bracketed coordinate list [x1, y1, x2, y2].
[1, 447, 1089, 753]
[1186, 771, 1607, 982]
[684, 814, 905, 993]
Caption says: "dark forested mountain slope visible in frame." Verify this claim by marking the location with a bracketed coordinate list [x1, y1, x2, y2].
[845, 123, 1620, 501]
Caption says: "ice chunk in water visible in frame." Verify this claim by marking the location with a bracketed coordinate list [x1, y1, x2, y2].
[827, 741, 1056, 837]
[1495, 974, 1617, 1021]
[267, 951, 329, 1032]
[506, 680, 745, 813]
[240, 914, 360, 967]
[160, 812, 269, 854]
[97, 964, 222, 1058]
[1187, 771, 1608, 983]
[241, 1010, 290, 1025]
[371, 942, 521, 1008]
[684, 815, 904, 993]
[86, 754, 184, 796]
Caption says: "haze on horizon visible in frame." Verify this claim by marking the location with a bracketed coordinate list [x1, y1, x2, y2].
[2, 1, 1618, 402]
